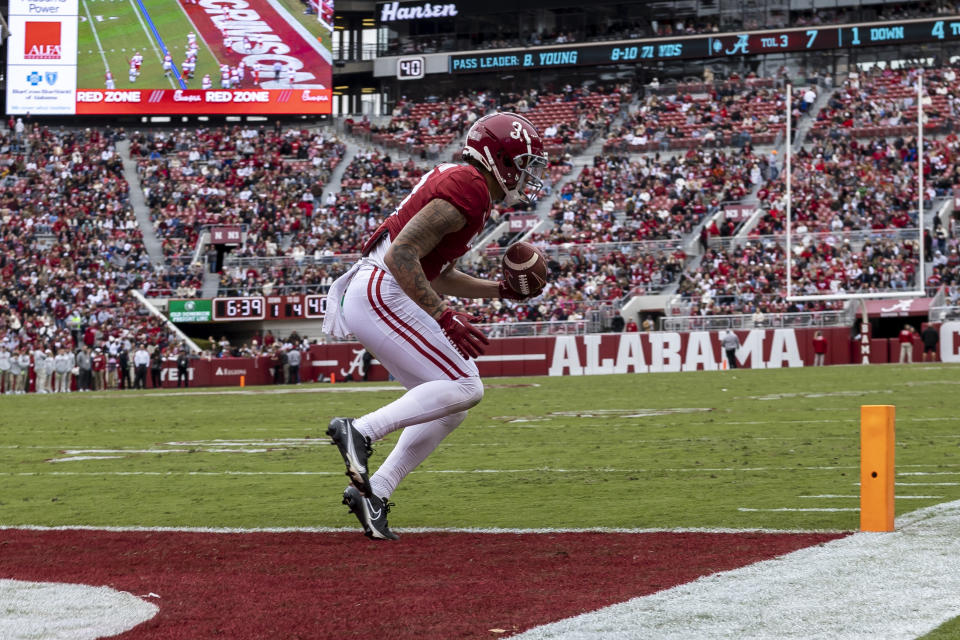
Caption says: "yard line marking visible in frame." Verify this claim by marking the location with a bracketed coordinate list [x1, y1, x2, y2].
[899, 471, 960, 476]
[895, 482, 960, 486]
[738, 508, 861, 512]
[125, 0, 175, 88]
[80, 0, 111, 73]
[510, 500, 960, 640]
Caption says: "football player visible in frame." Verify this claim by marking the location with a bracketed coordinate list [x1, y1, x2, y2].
[323, 113, 547, 540]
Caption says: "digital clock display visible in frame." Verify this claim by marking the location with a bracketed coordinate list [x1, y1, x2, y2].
[213, 297, 266, 321]
[305, 295, 327, 318]
[448, 16, 960, 74]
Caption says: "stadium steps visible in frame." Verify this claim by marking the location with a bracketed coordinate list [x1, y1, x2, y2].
[320, 138, 361, 205]
[118, 139, 165, 267]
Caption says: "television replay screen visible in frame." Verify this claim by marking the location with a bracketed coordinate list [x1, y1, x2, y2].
[5, 0, 333, 115]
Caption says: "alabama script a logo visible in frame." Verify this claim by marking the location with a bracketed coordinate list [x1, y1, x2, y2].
[24, 21, 61, 60]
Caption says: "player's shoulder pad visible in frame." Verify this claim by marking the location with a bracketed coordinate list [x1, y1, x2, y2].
[434, 164, 490, 212]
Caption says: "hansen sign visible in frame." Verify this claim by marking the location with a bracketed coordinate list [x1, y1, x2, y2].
[379, 2, 458, 22]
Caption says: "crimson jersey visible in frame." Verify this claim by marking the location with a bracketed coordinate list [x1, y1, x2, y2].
[362, 163, 491, 281]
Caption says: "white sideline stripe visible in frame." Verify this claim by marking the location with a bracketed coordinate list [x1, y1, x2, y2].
[476, 354, 547, 362]
[82, 384, 405, 398]
[12, 465, 959, 477]
[0, 579, 158, 640]
[508, 499, 960, 640]
[738, 508, 861, 512]
[0, 524, 847, 535]
[50, 456, 125, 463]
[799, 495, 944, 499]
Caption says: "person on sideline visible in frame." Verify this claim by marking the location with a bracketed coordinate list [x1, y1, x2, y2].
[812, 330, 827, 366]
[322, 112, 548, 540]
[133, 344, 150, 389]
[721, 329, 740, 369]
[899, 324, 915, 364]
[922, 324, 939, 362]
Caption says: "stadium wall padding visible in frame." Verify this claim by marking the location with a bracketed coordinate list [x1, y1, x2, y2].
[153, 327, 931, 387]
[13, 326, 954, 392]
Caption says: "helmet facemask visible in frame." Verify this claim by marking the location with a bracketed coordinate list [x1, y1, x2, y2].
[482, 147, 548, 205]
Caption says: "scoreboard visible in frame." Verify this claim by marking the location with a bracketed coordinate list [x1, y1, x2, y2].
[190, 294, 327, 322]
[449, 16, 960, 73]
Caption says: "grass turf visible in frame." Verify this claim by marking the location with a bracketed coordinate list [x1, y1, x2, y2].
[0, 363, 958, 532]
[920, 616, 960, 639]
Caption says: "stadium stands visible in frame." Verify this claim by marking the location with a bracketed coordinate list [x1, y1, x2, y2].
[0, 126, 178, 384]
[133, 126, 346, 259]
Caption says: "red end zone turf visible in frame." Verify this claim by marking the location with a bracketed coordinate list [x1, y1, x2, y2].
[0, 529, 846, 638]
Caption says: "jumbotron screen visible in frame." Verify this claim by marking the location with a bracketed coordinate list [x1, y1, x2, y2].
[5, 0, 333, 115]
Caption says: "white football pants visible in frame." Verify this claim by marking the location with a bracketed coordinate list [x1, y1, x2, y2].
[342, 264, 484, 499]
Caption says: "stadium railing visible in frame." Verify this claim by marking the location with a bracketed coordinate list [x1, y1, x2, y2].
[660, 309, 852, 332]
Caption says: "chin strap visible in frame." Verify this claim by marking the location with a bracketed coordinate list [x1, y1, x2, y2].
[483, 146, 522, 205]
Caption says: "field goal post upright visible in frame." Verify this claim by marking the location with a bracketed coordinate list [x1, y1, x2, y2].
[783, 75, 927, 364]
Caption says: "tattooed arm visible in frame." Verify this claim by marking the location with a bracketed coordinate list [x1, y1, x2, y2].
[432, 267, 499, 299]
[384, 198, 466, 319]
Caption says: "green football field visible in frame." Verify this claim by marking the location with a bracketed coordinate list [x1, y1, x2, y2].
[77, 0, 221, 89]
[1, 363, 958, 532]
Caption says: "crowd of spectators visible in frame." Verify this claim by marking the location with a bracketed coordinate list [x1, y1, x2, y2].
[810, 66, 960, 140]
[539, 150, 753, 247]
[369, 93, 490, 157]
[748, 135, 960, 237]
[673, 234, 923, 316]
[0, 123, 196, 393]
[133, 125, 346, 259]
[604, 78, 785, 152]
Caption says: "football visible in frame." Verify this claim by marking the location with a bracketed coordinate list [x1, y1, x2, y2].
[502, 241, 547, 297]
